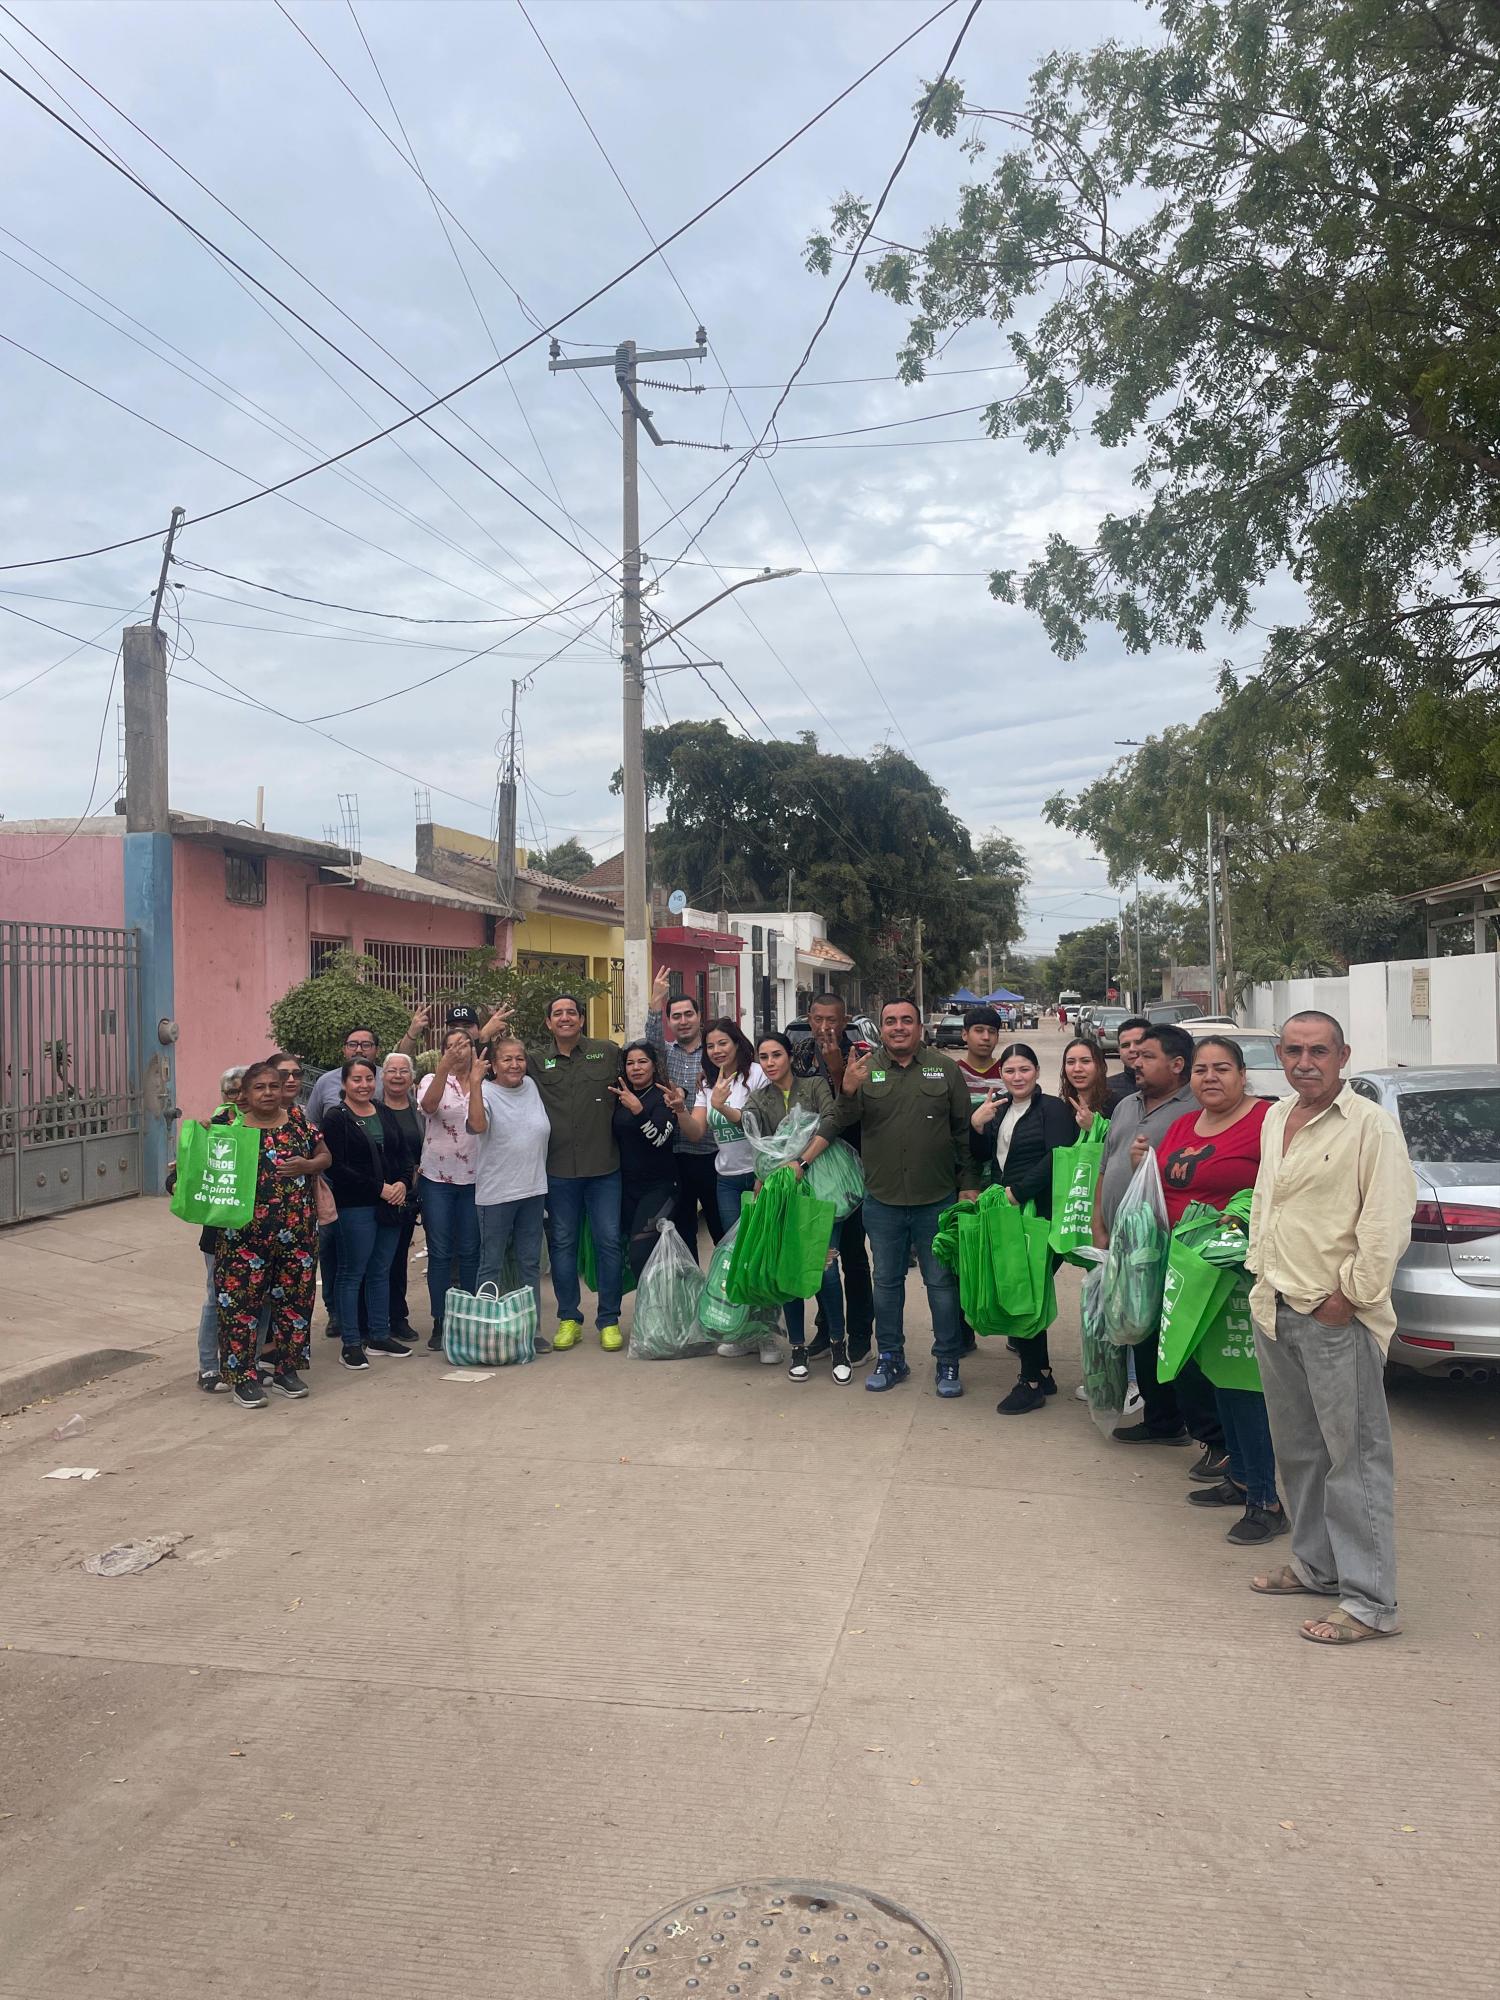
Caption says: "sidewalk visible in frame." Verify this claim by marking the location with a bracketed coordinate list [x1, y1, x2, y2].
[1, 1197, 1496, 1997]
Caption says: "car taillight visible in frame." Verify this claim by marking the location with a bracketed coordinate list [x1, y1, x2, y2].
[1411, 1200, 1500, 1244]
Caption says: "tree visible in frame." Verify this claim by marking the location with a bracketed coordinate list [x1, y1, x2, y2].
[625, 720, 987, 997]
[269, 951, 412, 1068]
[535, 837, 595, 883]
[425, 949, 610, 1046]
[963, 830, 1030, 963]
[809, 0, 1500, 835]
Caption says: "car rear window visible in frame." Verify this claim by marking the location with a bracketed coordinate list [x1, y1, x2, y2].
[1236, 1040, 1283, 1071]
[1397, 1088, 1500, 1164]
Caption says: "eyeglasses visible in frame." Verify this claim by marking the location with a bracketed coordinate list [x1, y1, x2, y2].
[278, 1067, 303, 1079]
[345, 1039, 377, 1052]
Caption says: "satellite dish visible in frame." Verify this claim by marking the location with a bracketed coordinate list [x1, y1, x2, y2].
[667, 889, 688, 915]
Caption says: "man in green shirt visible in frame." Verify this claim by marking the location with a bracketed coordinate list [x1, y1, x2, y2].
[484, 993, 625, 1352]
[836, 997, 979, 1398]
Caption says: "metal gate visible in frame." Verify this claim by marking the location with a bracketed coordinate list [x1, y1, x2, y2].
[0, 921, 142, 1225]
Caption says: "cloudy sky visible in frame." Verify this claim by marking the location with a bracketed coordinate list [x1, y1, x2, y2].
[0, 0, 1241, 951]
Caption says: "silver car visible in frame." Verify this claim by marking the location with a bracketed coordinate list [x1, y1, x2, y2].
[1185, 1021, 1296, 1098]
[1350, 1067, 1500, 1380]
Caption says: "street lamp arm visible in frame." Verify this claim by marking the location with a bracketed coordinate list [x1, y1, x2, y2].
[640, 568, 800, 651]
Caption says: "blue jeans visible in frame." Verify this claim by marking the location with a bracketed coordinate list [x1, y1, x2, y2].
[784, 1259, 845, 1348]
[716, 1171, 755, 1234]
[318, 1220, 341, 1329]
[862, 1194, 962, 1364]
[421, 1177, 479, 1337]
[1217, 1385, 1280, 1509]
[546, 1171, 623, 1325]
[477, 1194, 546, 1322]
[336, 1208, 397, 1347]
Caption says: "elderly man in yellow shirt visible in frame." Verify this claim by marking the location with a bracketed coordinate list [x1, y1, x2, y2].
[1246, 1011, 1417, 1645]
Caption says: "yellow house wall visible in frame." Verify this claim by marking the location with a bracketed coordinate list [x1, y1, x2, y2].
[511, 909, 624, 1043]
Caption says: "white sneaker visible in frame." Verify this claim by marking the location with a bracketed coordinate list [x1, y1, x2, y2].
[1074, 1381, 1088, 1401]
[1123, 1384, 1145, 1416]
[758, 1338, 782, 1365]
[717, 1341, 745, 1357]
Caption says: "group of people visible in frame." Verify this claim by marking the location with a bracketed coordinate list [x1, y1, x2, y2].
[184, 982, 1417, 1645]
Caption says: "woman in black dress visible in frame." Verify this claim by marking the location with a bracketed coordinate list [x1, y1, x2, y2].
[609, 1040, 684, 1279]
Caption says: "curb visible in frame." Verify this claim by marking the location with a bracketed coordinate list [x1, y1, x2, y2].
[0, 1347, 155, 1417]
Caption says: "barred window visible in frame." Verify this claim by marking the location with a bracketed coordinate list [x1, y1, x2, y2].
[224, 852, 266, 906]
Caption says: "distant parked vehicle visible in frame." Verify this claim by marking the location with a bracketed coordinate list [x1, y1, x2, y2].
[1348, 1068, 1500, 1380]
[929, 1011, 967, 1050]
[1184, 1020, 1293, 1098]
[1089, 1005, 1134, 1055]
[1146, 1000, 1206, 1026]
[787, 1014, 880, 1052]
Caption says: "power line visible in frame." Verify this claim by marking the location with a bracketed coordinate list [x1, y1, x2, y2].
[5, 637, 123, 859]
[0, 596, 148, 701]
[0, 0, 960, 573]
[172, 560, 610, 626]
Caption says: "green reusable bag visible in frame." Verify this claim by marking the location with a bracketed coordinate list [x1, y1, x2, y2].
[803, 1139, 865, 1219]
[577, 1210, 638, 1297]
[1196, 1273, 1263, 1391]
[1048, 1113, 1109, 1265]
[170, 1110, 259, 1228]
[987, 1196, 1056, 1341]
[725, 1171, 836, 1305]
[772, 1173, 837, 1299]
[698, 1219, 751, 1338]
[1156, 1202, 1239, 1382]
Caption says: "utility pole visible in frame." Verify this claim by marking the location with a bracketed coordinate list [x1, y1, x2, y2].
[1132, 872, 1144, 1010]
[494, 678, 519, 916]
[913, 915, 926, 1016]
[1218, 820, 1235, 1018]
[986, 939, 994, 992]
[550, 329, 707, 1033]
[149, 504, 186, 633]
[1205, 810, 1220, 1014]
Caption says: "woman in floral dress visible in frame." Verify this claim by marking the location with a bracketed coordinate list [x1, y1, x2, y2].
[213, 1060, 328, 1411]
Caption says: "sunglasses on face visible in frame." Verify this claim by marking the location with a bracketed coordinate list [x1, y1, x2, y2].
[278, 1068, 303, 1079]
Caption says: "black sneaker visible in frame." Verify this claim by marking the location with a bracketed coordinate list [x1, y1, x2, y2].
[230, 1379, 268, 1410]
[846, 1333, 873, 1365]
[267, 1368, 309, 1399]
[996, 1376, 1047, 1416]
[805, 1329, 832, 1360]
[1189, 1444, 1231, 1481]
[365, 1335, 412, 1356]
[1227, 1503, 1289, 1545]
[390, 1324, 417, 1342]
[1188, 1478, 1247, 1507]
[426, 1331, 444, 1352]
[787, 1346, 810, 1381]
[1112, 1421, 1190, 1444]
[197, 1371, 228, 1394]
[323, 1322, 342, 1341]
[1038, 1369, 1058, 1398]
[830, 1343, 852, 1385]
[339, 1345, 371, 1371]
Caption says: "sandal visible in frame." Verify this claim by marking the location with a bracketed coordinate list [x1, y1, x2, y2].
[1250, 1564, 1336, 1597]
[1300, 1608, 1402, 1645]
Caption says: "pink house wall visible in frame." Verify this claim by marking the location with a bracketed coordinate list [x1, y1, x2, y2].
[0, 826, 124, 928]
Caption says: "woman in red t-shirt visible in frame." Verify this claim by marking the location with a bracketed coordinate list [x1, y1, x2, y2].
[1155, 1035, 1286, 1547]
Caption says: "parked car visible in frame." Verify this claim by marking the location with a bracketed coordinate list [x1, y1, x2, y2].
[1184, 1020, 1295, 1099]
[1019, 1005, 1039, 1030]
[786, 1014, 880, 1052]
[1075, 1004, 1096, 1038]
[1348, 1067, 1500, 1380]
[1146, 1000, 1206, 1026]
[929, 1011, 967, 1050]
[1088, 1005, 1134, 1055]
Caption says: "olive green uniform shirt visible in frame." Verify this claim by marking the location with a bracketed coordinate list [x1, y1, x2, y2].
[526, 1037, 624, 1179]
[743, 1075, 839, 1146]
[834, 1046, 978, 1206]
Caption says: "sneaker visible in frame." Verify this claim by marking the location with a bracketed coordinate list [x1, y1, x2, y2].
[1113, 1421, 1189, 1444]
[533, 1332, 553, 1354]
[599, 1324, 624, 1351]
[365, 1335, 412, 1356]
[267, 1368, 309, 1399]
[960, 1329, 978, 1356]
[230, 1378, 268, 1410]
[198, 1371, 228, 1394]
[865, 1351, 910, 1393]
[1122, 1384, 1145, 1417]
[717, 1340, 748, 1357]
[1187, 1478, 1247, 1508]
[553, 1320, 583, 1351]
[831, 1345, 853, 1385]
[787, 1347, 810, 1381]
[935, 1363, 963, 1399]
[340, 1345, 371, 1371]
[390, 1323, 417, 1342]
[1189, 1444, 1231, 1482]
[426, 1330, 444, 1352]
[846, 1333, 872, 1365]
[1038, 1369, 1058, 1398]
[323, 1322, 341, 1341]
[1227, 1503, 1290, 1545]
[996, 1376, 1047, 1416]
[805, 1329, 832, 1360]
[1074, 1381, 1089, 1402]
[757, 1338, 781, 1365]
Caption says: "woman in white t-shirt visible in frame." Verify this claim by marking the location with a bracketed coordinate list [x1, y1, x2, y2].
[465, 1035, 552, 1343]
[675, 1016, 768, 1232]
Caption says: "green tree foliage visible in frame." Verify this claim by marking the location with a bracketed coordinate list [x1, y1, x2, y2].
[963, 831, 1030, 959]
[425, 949, 610, 1048]
[809, 0, 1500, 834]
[535, 837, 596, 883]
[625, 720, 988, 997]
[268, 951, 412, 1068]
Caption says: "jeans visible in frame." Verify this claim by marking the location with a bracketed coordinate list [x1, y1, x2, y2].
[318, 1220, 341, 1329]
[388, 1200, 419, 1332]
[545, 1170, 623, 1325]
[336, 1208, 396, 1347]
[477, 1194, 546, 1322]
[673, 1150, 725, 1258]
[1175, 1357, 1226, 1448]
[421, 1177, 479, 1338]
[623, 1179, 677, 1281]
[1256, 1304, 1398, 1628]
[784, 1259, 845, 1348]
[1129, 1329, 1184, 1436]
[1217, 1385, 1280, 1508]
[827, 1203, 874, 1353]
[715, 1170, 755, 1234]
[197, 1251, 220, 1374]
[862, 1194, 962, 1365]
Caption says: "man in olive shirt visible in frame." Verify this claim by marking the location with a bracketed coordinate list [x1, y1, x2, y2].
[484, 993, 625, 1351]
[835, 997, 979, 1397]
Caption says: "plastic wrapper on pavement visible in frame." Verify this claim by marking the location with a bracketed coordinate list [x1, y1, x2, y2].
[630, 1217, 712, 1359]
[1102, 1150, 1169, 1346]
[442, 1282, 538, 1366]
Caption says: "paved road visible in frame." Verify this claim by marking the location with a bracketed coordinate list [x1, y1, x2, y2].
[0, 1179, 1495, 1997]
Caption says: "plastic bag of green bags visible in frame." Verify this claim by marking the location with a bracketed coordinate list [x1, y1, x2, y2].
[724, 1171, 836, 1306]
[804, 1138, 865, 1219]
[933, 1187, 1055, 1340]
[1102, 1150, 1169, 1346]
[1079, 1257, 1128, 1437]
[1049, 1113, 1109, 1265]
[630, 1218, 711, 1359]
[741, 1104, 819, 1179]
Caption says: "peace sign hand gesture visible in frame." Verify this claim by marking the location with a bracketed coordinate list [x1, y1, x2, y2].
[710, 1065, 735, 1111]
[840, 1047, 872, 1096]
[609, 1079, 644, 1116]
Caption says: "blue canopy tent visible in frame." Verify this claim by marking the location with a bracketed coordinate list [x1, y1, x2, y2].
[946, 987, 984, 1005]
[981, 988, 1026, 1005]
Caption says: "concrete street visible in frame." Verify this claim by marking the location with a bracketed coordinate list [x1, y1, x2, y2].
[1, 1032, 1495, 1998]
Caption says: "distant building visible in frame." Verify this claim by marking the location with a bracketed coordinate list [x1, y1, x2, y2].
[721, 909, 857, 1037]
[571, 851, 744, 1032]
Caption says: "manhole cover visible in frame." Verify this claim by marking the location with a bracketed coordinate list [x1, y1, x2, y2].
[607, 1879, 960, 1997]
